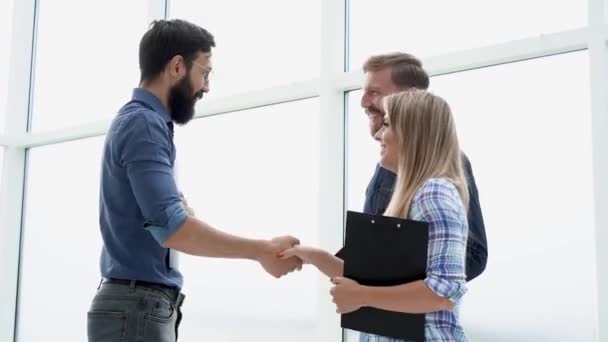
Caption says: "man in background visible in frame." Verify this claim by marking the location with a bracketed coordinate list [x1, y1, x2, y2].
[360, 52, 488, 281]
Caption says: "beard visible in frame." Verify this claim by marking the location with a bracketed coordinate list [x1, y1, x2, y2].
[366, 102, 385, 136]
[365, 102, 384, 118]
[168, 75, 204, 125]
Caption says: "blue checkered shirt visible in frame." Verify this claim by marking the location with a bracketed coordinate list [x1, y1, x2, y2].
[360, 178, 469, 342]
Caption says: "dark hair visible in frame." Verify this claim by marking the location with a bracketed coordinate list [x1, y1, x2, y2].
[363, 52, 429, 90]
[139, 19, 215, 83]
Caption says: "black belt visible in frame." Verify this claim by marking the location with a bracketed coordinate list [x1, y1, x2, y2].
[101, 278, 185, 307]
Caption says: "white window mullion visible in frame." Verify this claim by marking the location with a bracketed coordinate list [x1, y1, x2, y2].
[588, 0, 608, 340]
[0, 0, 37, 341]
[317, 0, 346, 341]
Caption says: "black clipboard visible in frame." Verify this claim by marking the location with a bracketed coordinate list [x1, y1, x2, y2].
[339, 210, 429, 341]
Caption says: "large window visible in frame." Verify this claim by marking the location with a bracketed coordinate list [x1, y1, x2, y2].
[17, 137, 104, 342]
[346, 51, 595, 341]
[171, 0, 321, 99]
[430, 52, 595, 341]
[30, 0, 150, 132]
[0, 0, 15, 133]
[173, 99, 325, 341]
[348, 0, 587, 69]
[2, 0, 604, 341]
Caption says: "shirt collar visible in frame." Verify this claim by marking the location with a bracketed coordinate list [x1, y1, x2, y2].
[132, 88, 172, 123]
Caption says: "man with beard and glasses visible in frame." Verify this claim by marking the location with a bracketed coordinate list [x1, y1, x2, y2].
[88, 19, 302, 342]
[360, 52, 488, 282]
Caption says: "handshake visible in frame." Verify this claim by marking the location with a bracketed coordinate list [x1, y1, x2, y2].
[255, 235, 304, 278]
[256, 235, 363, 314]
[181, 196, 334, 277]
[181, 195, 360, 313]
[180, 195, 312, 278]
[255, 235, 339, 280]
[256, 235, 335, 279]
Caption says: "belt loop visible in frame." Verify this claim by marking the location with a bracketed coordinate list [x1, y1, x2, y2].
[129, 280, 136, 291]
[96, 278, 103, 290]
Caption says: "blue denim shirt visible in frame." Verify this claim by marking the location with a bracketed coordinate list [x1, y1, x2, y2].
[99, 88, 187, 288]
[363, 154, 488, 281]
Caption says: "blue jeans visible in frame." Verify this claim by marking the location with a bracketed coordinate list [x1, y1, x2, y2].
[87, 280, 185, 342]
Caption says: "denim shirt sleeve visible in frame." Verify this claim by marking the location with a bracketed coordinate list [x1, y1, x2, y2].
[118, 112, 187, 244]
[411, 179, 468, 303]
[363, 164, 396, 215]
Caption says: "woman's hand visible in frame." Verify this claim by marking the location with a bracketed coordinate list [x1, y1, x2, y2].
[330, 277, 366, 314]
[279, 245, 344, 278]
[278, 245, 326, 265]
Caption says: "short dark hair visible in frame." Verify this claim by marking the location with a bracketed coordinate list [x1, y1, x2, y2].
[363, 52, 430, 90]
[139, 19, 215, 83]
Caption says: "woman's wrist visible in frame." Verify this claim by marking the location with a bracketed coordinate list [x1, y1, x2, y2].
[358, 284, 372, 307]
[307, 248, 329, 266]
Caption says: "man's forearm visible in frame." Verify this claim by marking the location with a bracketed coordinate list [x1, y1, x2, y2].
[163, 216, 269, 259]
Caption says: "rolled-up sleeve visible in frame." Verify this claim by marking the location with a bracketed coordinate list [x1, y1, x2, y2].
[119, 113, 187, 244]
[413, 179, 468, 303]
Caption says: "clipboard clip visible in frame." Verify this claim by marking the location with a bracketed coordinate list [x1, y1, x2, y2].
[370, 219, 401, 228]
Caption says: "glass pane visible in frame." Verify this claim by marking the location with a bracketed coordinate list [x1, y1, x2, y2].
[171, 0, 321, 99]
[0, 0, 15, 133]
[346, 51, 595, 341]
[174, 99, 324, 341]
[348, 0, 587, 69]
[30, 0, 149, 132]
[17, 137, 104, 342]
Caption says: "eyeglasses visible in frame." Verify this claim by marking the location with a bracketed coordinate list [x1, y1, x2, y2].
[192, 61, 212, 84]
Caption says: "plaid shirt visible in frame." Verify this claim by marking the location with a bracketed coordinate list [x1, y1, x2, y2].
[360, 178, 469, 342]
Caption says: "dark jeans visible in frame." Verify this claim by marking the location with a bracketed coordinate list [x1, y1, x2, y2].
[87, 279, 185, 342]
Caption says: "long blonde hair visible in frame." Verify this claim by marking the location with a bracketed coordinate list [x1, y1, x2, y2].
[383, 90, 469, 218]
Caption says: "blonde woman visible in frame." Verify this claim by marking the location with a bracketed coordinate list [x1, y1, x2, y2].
[280, 90, 469, 341]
